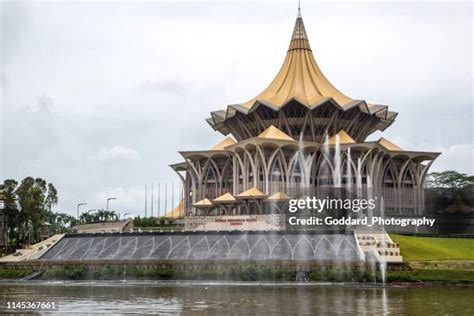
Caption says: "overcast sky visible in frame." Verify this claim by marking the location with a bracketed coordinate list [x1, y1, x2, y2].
[1, 1, 472, 216]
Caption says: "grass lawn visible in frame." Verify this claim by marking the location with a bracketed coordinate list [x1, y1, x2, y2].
[390, 234, 474, 261]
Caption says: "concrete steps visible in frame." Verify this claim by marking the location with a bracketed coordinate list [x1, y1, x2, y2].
[0, 234, 64, 262]
[355, 232, 403, 263]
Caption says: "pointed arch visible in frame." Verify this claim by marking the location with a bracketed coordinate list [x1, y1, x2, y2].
[201, 159, 220, 199]
[268, 149, 287, 193]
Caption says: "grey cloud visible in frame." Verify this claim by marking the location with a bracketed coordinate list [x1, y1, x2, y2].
[0, 2, 31, 61]
[0, 72, 9, 89]
[36, 94, 54, 112]
[134, 78, 190, 96]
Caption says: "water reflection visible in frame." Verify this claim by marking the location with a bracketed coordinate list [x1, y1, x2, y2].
[0, 281, 473, 315]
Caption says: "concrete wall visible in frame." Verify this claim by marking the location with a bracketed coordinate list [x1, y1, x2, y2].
[39, 231, 364, 262]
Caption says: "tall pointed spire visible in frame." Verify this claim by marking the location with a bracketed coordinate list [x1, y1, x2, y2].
[237, 8, 353, 109]
[288, 9, 311, 51]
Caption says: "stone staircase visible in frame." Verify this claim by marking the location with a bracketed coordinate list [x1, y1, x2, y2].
[355, 231, 403, 263]
[0, 234, 64, 262]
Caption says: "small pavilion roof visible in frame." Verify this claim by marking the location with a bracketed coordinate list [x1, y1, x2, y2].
[328, 130, 355, 145]
[193, 198, 214, 208]
[165, 200, 184, 218]
[236, 187, 268, 199]
[258, 125, 294, 141]
[378, 137, 403, 151]
[213, 193, 238, 203]
[210, 136, 236, 151]
[266, 191, 291, 202]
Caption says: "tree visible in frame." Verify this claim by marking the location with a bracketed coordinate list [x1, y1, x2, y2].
[4, 177, 58, 243]
[78, 209, 119, 224]
[0, 179, 19, 249]
[1, 177, 61, 248]
[96, 209, 107, 222]
[15, 177, 49, 244]
[133, 216, 163, 228]
[47, 211, 77, 233]
[108, 211, 118, 221]
[45, 183, 58, 212]
[63, 214, 77, 227]
[79, 212, 93, 224]
[426, 171, 474, 191]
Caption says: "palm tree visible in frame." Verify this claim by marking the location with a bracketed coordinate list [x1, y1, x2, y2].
[64, 215, 77, 227]
[90, 210, 101, 222]
[96, 209, 106, 222]
[103, 210, 118, 221]
[79, 212, 93, 224]
[109, 211, 118, 221]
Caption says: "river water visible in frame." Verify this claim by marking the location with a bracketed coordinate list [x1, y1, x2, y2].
[0, 281, 473, 315]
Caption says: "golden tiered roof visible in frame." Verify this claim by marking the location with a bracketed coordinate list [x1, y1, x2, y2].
[240, 15, 353, 109]
[258, 125, 295, 141]
[206, 10, 398, 139]
[328, 130, 356, 145]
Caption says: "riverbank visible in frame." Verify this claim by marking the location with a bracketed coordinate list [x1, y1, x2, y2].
[0, 269, 33, 279]
[33, 264, 375, 283]
[387, 268, 474, 283]
[1, 265, 377, 282]
[1, 264, 473, 284]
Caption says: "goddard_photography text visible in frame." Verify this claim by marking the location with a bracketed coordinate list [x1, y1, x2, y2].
[286, 197, 436, 227]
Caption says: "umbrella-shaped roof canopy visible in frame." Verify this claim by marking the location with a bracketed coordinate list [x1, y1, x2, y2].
[236, 187, 268, 199]
[328, 130, 355, 145]
[193, 198, 214, 208]
[210, 136, 236, 151]
[266, 191, 291, 202]
[258, 125, 295, 141]
[213, 193, 238, 204]
[378, 137, 403, 151]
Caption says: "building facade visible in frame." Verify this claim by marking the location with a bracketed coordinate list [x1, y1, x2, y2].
[171, 12, 440, 230]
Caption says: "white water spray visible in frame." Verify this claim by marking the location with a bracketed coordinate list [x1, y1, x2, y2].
[333, 134, 341, 188]
[379, 196, 387, 284]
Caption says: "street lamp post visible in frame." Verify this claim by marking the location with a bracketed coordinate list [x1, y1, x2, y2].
[106, 197, 117, 212]
[76, 203, 87, 219]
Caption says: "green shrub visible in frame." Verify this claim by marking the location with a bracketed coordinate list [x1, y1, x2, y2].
[0, 268, 33, 279]
[92, 264, 122, 279]
[145, 266, 175, 279]
[37, 263, 474, 283]
[43, 265, 89, 280]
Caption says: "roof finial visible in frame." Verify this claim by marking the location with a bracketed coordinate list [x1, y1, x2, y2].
[298, 0, 301, 17]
